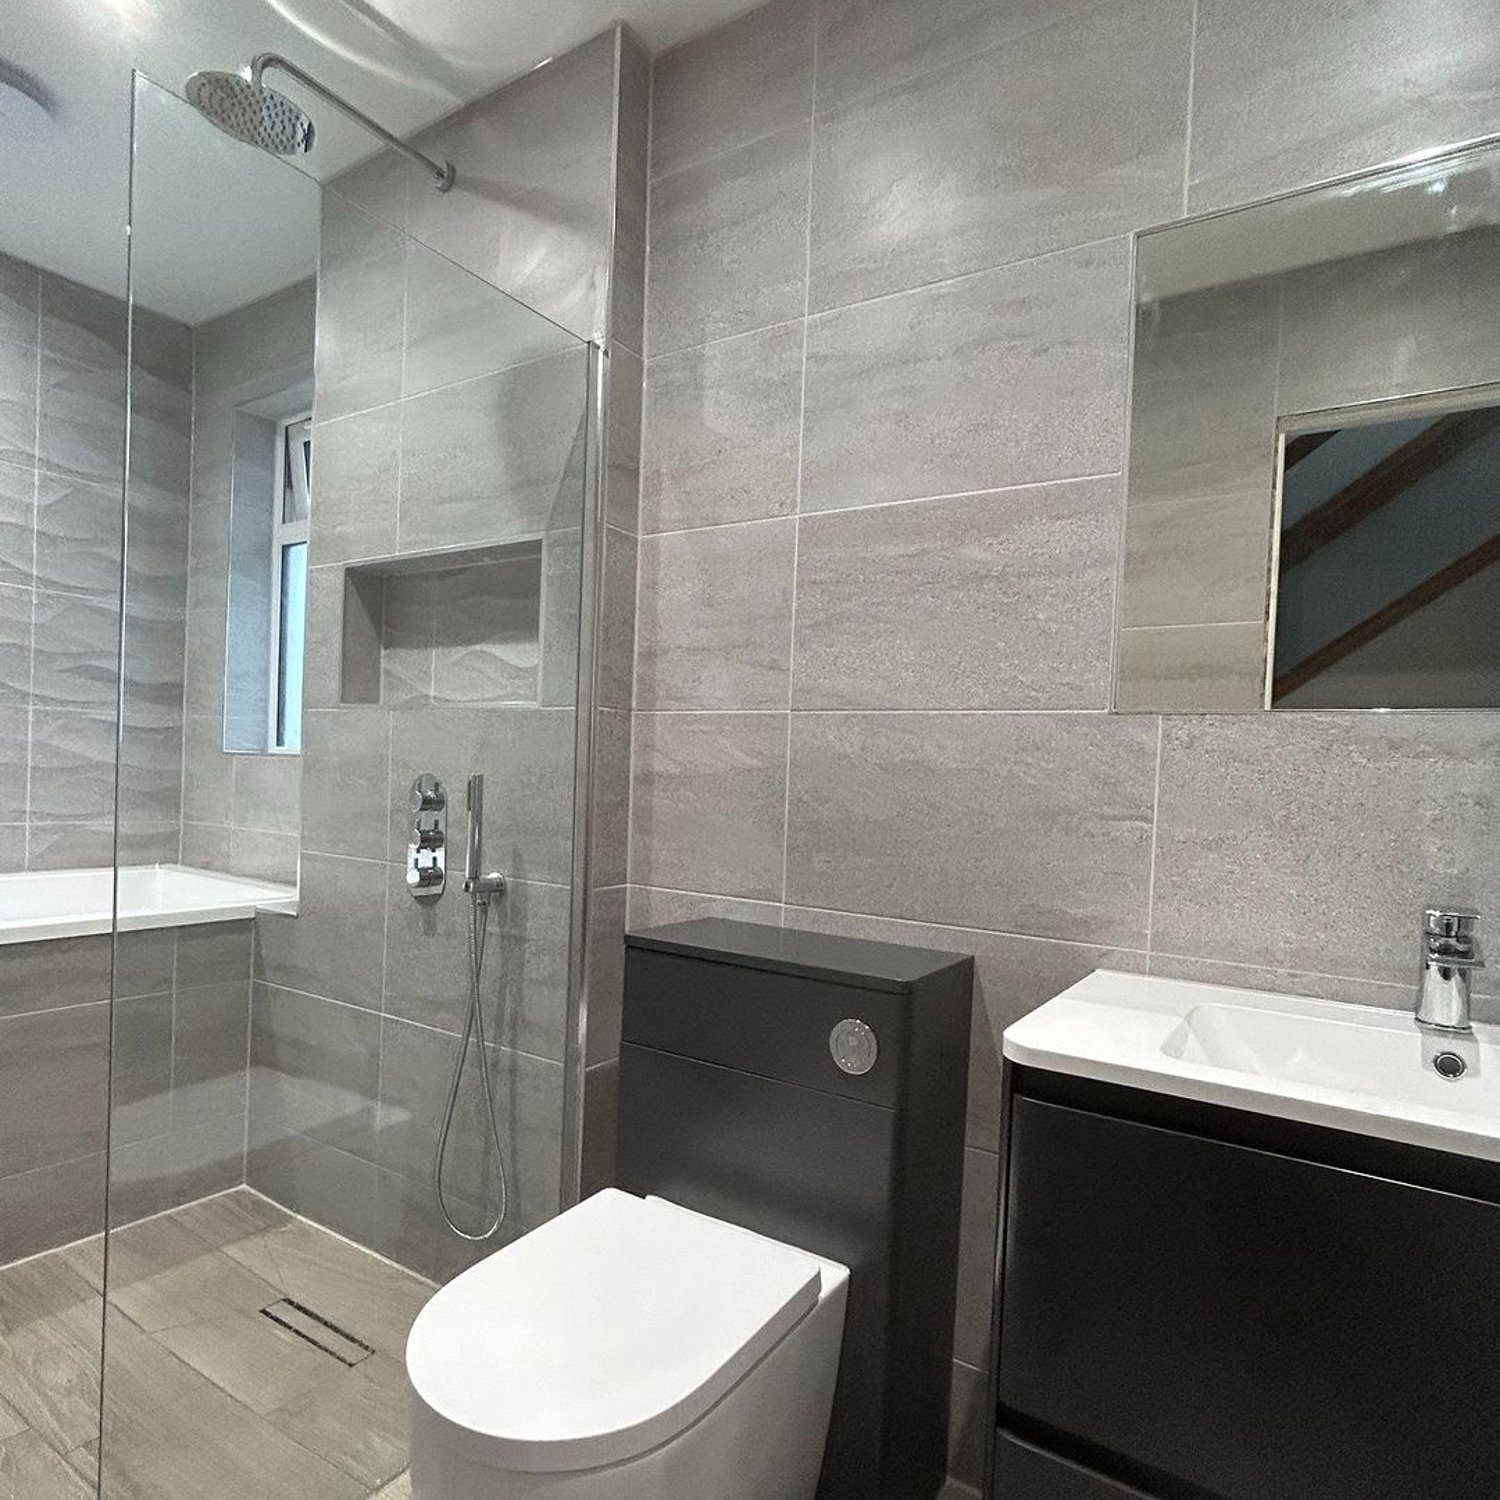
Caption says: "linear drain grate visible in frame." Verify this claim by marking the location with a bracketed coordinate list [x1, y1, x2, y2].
[260, 1298, 375, 1367]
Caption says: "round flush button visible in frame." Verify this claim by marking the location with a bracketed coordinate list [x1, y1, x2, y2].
[830, 1018, 878, 1076]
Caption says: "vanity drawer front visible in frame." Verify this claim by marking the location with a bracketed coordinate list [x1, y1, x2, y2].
[998, 1095, 1500, 1500]
[994, 1430, 1155, 1500]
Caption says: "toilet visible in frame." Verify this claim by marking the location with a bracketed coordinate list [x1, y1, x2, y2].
[406, 1188, 849, 1498]
[407, 918, 972, 1500]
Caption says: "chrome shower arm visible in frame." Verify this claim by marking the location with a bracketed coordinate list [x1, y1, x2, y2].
[250, 53, 454, 192]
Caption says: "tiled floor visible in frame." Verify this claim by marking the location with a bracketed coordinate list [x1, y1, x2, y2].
[0, 1188, 431, 1500]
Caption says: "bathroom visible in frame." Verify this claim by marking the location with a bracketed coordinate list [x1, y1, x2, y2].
[0, 0, 1497, 1495]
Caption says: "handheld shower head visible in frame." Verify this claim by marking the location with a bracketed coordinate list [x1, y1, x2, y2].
[183, 53, 454, 191]
[184, 69, 315, 156]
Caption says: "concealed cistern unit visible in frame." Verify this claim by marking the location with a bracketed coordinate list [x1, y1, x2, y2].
[1416, 908, 1483, 1034]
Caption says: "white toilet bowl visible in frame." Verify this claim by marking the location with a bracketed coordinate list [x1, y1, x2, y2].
[405, 1188, 849, 1500]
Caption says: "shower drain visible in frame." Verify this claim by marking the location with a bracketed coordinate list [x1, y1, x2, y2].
[260, 1298, 375, 1367]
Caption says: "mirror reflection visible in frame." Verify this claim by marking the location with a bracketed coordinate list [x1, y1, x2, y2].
[1115, 137, 1500, 713]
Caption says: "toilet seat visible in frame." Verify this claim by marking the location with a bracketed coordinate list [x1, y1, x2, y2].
[405, 1188, 826, 1474]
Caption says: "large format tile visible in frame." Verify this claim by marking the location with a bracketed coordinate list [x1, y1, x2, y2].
[646, 125, 810, 355]
[786, 713, 1157, 945]
[254, 854, 387, 1011]
[308, 406, 400, 568]
[383, 865, 570, 1061]
[172, 983, 251, 1129]
[651, 0, 815, 179]
[386, 706, 577, 884]
[629, 712, 789, 901]
[264, 1352, 409, 1491]
[1188, 0, 1500, 211]
[810, 0, 1191, 309]
[635, 520, 796, 710]
[801, 240, 1130, 511]
[397, 347, 589, 552]
[0, 1428, 93, 1498]
[315, 196, 404, 424]
[816, 0, 1104, 113]
[403, 238, 576, 398]
[0, 1003, 108, 1176]
[793, 479, 1117, 710]
[31, 471, 127, 598]
[641, 323, 804, 533]
[406, 30, 617, 343]
[0, 1154, 106, 1266]
[375, 1016, 563, 1235]
[1152, 713, 1500, 983]
[94, 1377, 366, 1500]
[248, 983, 380, 1158]
[300, 709, 391, 861]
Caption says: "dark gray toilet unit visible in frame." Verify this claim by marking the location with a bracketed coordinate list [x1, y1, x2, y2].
[616, 919, 973, 1500]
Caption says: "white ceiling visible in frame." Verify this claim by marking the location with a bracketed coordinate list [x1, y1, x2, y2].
[0, 0, 752, 322]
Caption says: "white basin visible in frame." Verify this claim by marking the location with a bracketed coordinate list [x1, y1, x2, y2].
[1004, 970, 1500, 1163]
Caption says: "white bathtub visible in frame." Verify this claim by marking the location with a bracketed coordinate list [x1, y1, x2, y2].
[0, 864, 299, 945]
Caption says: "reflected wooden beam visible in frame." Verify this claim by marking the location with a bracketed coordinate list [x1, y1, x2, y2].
[1282, 430, 1337, 471]
[1280, 409, 1500, 569]
[1273, 532, 1500, 700]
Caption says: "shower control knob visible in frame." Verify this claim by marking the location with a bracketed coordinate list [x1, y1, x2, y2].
[830, 1018, 878, 1076]
[407, 863, 443, 893]
[410, 774, 446, 814]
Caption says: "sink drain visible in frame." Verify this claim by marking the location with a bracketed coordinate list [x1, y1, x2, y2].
[1433, 1051, 1468, 1081]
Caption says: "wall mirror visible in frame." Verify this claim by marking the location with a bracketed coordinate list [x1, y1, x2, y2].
[1113, 136, 1500, 712]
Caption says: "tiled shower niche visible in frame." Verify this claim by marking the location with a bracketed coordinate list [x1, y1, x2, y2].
[337, 541, 551, 711]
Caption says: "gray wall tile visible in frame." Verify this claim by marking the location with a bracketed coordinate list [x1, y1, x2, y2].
[405, 29, 619, 343]
[0, 1002, 108, 1175]
[315, 196, 404, 424]
[630, 712, 788, 900]
[1114, 623, 1267, 714]
[647, 125, 811, 355]
[1153, 713, 1500, 982]
[641, 323, 804, 533]
[308, 408, 400, 568]
[794, 480, 1117, 710]
[635, 520, 796, 710]
[652, 0, 815, 179]
[786, 713, 1157, 944]
[397, 347, 589, 552]
[809, 0, 1191, 309]
[254, 854, 387, 1011]
[801, 240, 1130, 511]
[1189, 0, 1500, 211]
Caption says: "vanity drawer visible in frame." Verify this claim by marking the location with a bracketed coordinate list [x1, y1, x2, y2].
[993, 1431, 1156, 1500]
[997, 1093, 1500, 1500]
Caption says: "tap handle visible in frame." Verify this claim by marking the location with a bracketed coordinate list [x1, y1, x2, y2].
[1425, 908, 1482, 966]
[1425, 908, 1479, 940]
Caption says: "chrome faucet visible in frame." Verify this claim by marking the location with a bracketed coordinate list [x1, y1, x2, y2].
[1415, 908, 1483, 1033]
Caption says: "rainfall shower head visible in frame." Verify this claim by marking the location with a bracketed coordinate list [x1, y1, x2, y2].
[184, 69, 315, 156]
[184, 53, 454, 192]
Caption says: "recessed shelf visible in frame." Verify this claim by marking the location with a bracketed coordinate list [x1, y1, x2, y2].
[339, 539, 544, 709]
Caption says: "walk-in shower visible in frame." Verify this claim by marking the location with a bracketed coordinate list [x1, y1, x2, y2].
[0, 28, 637, 1488]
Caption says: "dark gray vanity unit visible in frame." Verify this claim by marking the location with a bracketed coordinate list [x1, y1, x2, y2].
[617, 919, 973, 1500]
[990, 1064, 1500, 1500]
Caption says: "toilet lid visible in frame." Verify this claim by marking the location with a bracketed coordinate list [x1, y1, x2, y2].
[405, 1188, 826, 1473]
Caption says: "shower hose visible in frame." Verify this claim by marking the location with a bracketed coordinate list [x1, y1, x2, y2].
[434, 880, 509, 1241]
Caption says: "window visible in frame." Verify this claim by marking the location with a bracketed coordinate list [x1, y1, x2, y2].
[270, 415, 311, 751]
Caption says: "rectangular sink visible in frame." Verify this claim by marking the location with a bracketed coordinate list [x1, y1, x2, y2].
[1004, 970, 1500, 1162]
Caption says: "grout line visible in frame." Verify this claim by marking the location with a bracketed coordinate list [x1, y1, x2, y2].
[780, 65, 818, 908]
[1181, 0, 1199, 216]
[633, 706, 1113, 717]
[647, 231, 1132, 362]
[639, 471, 1123, 538]
[1143, 716, 1164, 958]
